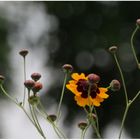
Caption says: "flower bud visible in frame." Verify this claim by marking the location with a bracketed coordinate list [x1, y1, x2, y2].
[87, 73, 100, 84]
[31, 73, 41, 81]
[78, 121, 88, 130]
[28, 95, 40, 106]
[62, 64, 73, 73]
[0, 75, 5, 85]
[110, 79, 121, 91]
[24, 80, 35, 90]
[136, 19, 140, 26]
[19, 49, 29, 57]
[109, 46, 118, 53]
[32, 82, 43, 93]
[47, 114, 57, 122]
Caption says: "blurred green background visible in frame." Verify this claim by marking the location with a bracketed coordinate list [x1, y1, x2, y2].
[0, 1, 140, 138]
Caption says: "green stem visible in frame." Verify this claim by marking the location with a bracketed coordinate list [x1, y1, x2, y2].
[93, 106, 99, 131]
[90, 117, 101, 139]
[38, 101, 66, 138]
[32, 106, 46, 139]
[113, 54, 129, 105]
[131, 90, 140, 104]
[23, 57, 26, 107]
[0, 85, 46, 138]
[130, 25, 139, 68]
[56, 73, 68, 119]
[81, 124, 90, 139]
[118, 104, 130, 139]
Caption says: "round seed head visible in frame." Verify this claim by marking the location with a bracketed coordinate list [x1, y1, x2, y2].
[32, 82, 43, 93]
[31, 73, 41, 81]
[87, 73, 100, 84]
[24, 80, 35, 90]
[62, 64, 73, 73]
[136, 19, 140, 26]
[110, 79, 121, 91]
[19, 49, 29, 57]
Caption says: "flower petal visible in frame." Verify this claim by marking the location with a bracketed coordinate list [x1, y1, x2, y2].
[98, 88, 109, 99]
[74, 95, 87, 107]
[66, 84, 81, 96]
[96, 95, 104, 102]
[71, 73, 86, 81]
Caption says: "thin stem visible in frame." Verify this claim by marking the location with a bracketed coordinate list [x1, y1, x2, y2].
[130, 25, 139, 68]
[93, 106, 99, 131]
[23, 57, 26, 107]
[90, 117, 101, 139]
[118, 104, 130, 139]
[0, 85, 46, 138]
[87, 85, 92, 113]
[131, 90, 140, 104]
[38, 101, 66, 138]
[81, 124, 90, 139]
[56, 73, 68, 119]
[113, 54, 129, 105]
[32, 106, 46, 139]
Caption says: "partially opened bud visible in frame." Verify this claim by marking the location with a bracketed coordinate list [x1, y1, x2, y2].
[0, 75, 5, 85]
[109, 46, 118, 53]
[62, 64, 73, 73]
[24, 80, 35, 90]
[88, 73, 100, 84]
[47, 114, 57, 122]
[31, 73, 41, 81]
[110, 79, 121, 91]
[19, 49, 29, 57]
[78, 121, 88, 130]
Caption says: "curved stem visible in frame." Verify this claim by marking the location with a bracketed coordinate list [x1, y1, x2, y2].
[93, 106, 99, 131]
[38, 101, 66, 138]
[56, 73, 68, 119]
[113, 54, 129, 105]
[118, 104, 130, 139]
[130, 25, 139, 68]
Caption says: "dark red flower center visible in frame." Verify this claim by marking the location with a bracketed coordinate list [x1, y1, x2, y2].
[76, 79, 100, 99]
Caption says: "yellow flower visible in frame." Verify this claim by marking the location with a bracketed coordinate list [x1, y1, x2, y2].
[66, 73, 109, 107]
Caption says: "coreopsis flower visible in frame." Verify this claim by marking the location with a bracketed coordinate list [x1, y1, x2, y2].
[66, 73, 109, 107]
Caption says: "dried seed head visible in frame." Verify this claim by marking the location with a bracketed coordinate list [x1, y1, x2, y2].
[87, 73, 100, 84]
[110, 79, 121, 91]
[31, 73, 41, 81]
[136, 19, 140, 26]
[47, 114, 57, 122]
[19, 49, 29, 57]
[24, 80, 35, 90]
[109, 46, 118, 53]
[32, 82, 43, 93]
[28, 95, 40, 106]
[0, 75, 5, 85]
[78, 121, 88, 130]
[62, 64, 73, 73]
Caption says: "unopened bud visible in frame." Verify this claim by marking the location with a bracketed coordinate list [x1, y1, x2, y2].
[32, 82, 43, 93]
[19, 49, 29, 57]
[28, 95, 40, 106]
[136, 19, 140, 26]
[88, 73, 100, 84]
[110, 79, 121, 91]
[24, 80, 35, 90]
[62, 64, 73, 73]
[78, 121, 88, 130]
[47, 114, 57, 122]
[31, 73, 41, 81]
[0, 75, 5, 85]
[109, 46, 118, 53]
